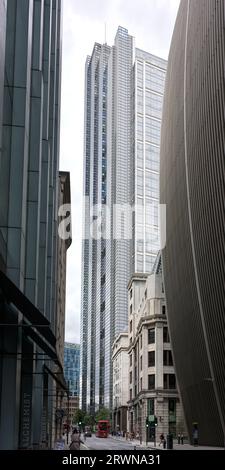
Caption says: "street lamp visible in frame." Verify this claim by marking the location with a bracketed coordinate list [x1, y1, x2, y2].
[67, 381, 70, 445]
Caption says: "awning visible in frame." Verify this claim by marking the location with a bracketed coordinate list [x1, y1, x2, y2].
[44, 364, 68, 393]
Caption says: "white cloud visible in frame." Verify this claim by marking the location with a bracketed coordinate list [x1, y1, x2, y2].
[60, 0, 180, 345]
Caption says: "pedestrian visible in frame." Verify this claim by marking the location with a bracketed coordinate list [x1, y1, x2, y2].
[159, 433, 164, 446]
[181, 433, 184, 445]
[177, 433, 181, 444]
[193, 428, 198, 446]
[69, 428, 84, 450]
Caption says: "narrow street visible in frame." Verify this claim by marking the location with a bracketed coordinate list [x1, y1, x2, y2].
[82, 435, 139, 451]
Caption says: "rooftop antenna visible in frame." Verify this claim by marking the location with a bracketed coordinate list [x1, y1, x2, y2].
[104, 22, 107, 44]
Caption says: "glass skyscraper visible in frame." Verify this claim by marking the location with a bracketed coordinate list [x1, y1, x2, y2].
[0, 0, 63, 449]
[64, 343, 80, 397]
[80, 26, 166, 413]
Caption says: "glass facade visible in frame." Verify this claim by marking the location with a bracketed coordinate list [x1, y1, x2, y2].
[134, 49, 167, 274]
[0, 0, 63, 449]
[81, 28, 167, 413]
[64, 343, 80, 397]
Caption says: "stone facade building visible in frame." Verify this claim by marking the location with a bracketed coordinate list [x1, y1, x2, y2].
[127, 254, 185, 444]
[112, 333, 129, 434]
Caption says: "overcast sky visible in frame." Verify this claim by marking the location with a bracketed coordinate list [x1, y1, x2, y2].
[60, 0, 180, 344]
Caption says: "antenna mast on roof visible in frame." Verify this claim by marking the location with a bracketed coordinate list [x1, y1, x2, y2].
[105, 22, 107, 44]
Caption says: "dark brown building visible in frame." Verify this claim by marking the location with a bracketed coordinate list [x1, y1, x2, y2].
[160, 0, 225, 446]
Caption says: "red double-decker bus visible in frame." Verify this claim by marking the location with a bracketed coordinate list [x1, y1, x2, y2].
[96, 420, 110, 438]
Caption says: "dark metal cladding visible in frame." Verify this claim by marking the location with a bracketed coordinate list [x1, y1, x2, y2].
[160, 0, 225, 446]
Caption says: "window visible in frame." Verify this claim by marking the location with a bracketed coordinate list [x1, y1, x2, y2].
[137, 225, 144, 252]
[137, 253, 143, 271]
[101, 274, 105, 286]
[164, 374, 176, 389]
[145, 288, 147, 299]
[140, 334, 142, 349]
[145, 200, 159, 226]
[140, 377, 142, 390]
[130, 355, 132, 367]
[145, 64, 165, 93]
[148, 351, 155, 367]
[130, 304, 132, 315]
[137, 169, 144, 196]
[140, 355, 142, 371]
[148, 374, 155, 390]
[146, 227, 160, 253]
[168, 399, 176, 423]
[130, 371, 132, 384]
[130, 289, 133, 299]
[163, 327, 170, 343]
[148, 398, 154, 416]
[130, 389, 132, 401]
[137, 87, 143, 113]
[137, 116, 143, 140]
[137, 61, 143, 87]
[130, 320, 132, 333]
[145, 172, 159, 199]
[145, 144, 159, 172]
[137, 141, 143, 169]
[146, 255, 155, 273]
[145, 90, 163, 119]
[162, 305, 166, 315]
[148, 328, 155, 344]
[163, 350, 173, 366]
[145, 117, 161, 145]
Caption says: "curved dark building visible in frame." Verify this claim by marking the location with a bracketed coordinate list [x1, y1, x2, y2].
[160, 0, 225, 446]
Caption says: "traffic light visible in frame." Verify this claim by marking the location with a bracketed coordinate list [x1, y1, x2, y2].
[146, 417, 149, 427]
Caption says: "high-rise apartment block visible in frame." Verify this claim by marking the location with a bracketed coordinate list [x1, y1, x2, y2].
[81, 26, 166, 412]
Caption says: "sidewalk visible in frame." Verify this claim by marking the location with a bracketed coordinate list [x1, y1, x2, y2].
[111, 435, 223, 451]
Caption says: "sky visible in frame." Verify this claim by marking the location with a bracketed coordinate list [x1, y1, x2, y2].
[60, 0, 180, 344]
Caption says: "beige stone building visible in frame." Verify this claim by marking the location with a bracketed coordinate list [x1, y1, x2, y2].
[112, 333, 129, 433]
[127, 254, 185, 444]
[53, 172, 72, 442]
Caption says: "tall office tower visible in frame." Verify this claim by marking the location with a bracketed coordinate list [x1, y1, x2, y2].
[133, 49, 166, 274]
[160, 0, 225, 446]
[80, 42, 111, 413]
[81, 26, 166, 413]
[63, 343, 80, 425]
[0, 0, 65, 449]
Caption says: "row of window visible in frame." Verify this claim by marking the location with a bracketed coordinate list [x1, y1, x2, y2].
[130, 349, 173, 370]
[130, 373, 176, 398]
[147, 398, 176, 419]
[148, 326, 169, 344]
[136, 88, 163, 119]
[136, 62, 165, 94]
[136, 205, 159, 227]
[137, 116, 161, 145]
[137, 141, 160, 172]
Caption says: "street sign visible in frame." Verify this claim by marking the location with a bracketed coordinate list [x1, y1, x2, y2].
[149, 415, 155, 422]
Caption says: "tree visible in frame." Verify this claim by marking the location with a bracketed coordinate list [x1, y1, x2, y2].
[95, 407, 110, 422]
[73, 408, 86, 425]
[83, 414, 95, 427]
